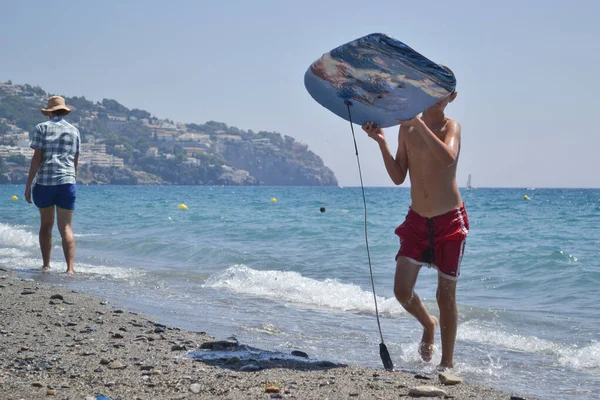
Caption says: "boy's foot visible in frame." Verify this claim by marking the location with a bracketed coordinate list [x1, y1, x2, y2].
[65, 269, 75, 275]
[419, 316, 438, 362]
[41, 265, 50, 273]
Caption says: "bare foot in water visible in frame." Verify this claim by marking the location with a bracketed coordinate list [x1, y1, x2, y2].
[419, 316, 439, 362]
[65, 269, 75, 276]
[41, 265, 50, 273]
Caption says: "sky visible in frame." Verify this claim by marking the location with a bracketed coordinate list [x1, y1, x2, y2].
[1, 0, 599, 188]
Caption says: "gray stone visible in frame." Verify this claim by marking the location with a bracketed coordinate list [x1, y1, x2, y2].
[291, 350, 309, 358]
[200, 339, 238, 351]
[408, 385, 447, 397]
[108, 360, 124, 370]
[439, 371, 462, 385]
[190, 383, 202, 393]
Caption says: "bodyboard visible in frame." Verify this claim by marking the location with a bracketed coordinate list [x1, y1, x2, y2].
[304, 33, 456, 128]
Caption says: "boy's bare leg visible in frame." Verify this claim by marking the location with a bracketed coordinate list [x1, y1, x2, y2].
[437, 274, 458, 368]
[394, 256, 439, 362]
[56, 207, 75, 275]
[38, 206, 54, 271]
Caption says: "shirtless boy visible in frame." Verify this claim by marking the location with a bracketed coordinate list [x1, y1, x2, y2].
[362, 72, 469, 369]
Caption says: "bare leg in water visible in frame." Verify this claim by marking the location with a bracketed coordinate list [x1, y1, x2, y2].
[56, 207, 76, 275]
[437, 275, 458, 369]
[394, 256, 439, 362]
[38, 206, 55, 272]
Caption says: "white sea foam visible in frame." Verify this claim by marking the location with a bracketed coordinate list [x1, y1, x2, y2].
[203, 264, 404, 316]
[71, 262, 144, 281]
[1, 254, 143, 281]
[0, 248, 29, 258]
[240, 323, 286, 336]
[459, 321, 600, 370]
[0, 223, 37, 248]
[0, 223, 140, 280]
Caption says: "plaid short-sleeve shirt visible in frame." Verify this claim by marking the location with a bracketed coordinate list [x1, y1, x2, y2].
[30, 117, 81, 185]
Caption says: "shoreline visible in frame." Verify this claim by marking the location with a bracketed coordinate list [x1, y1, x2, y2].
[0, 268, 525, 399]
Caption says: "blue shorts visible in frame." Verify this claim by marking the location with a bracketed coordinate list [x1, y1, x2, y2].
[33, 184, 77, 211]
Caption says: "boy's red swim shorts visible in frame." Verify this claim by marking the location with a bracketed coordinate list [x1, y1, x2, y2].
[395, 203, 469, 280]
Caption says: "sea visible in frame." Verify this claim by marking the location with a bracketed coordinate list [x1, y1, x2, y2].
[0, 185, 598, 400]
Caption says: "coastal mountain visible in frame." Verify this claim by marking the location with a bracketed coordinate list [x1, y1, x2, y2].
[0, 81, 338, 186]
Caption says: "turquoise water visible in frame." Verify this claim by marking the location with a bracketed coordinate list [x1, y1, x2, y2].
[1, 185, 599, 399]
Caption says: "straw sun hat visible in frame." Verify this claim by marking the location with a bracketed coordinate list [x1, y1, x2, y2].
[41, 96, 71, 116]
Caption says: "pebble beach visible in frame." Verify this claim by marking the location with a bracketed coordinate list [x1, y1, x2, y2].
[0, 267, 528, 400]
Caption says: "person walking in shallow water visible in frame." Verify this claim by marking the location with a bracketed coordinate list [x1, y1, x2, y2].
[362, 66, 468, 369]
[24, 96, 81, 275]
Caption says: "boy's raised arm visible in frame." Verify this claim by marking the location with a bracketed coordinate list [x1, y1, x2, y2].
[362, 122, 408, 185]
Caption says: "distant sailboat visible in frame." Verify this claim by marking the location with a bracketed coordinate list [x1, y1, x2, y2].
[466, 174, 472, 190]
